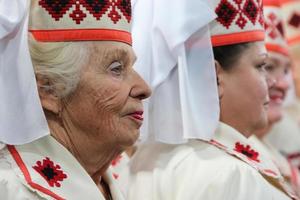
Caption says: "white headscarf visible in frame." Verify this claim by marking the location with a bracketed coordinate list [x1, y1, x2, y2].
[132, 0, 219, 144]
[0, 0, 49, 145]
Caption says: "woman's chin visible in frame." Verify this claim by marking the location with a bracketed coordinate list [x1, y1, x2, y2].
[268, 109, 283, 124]
[119, 130, 140, 148]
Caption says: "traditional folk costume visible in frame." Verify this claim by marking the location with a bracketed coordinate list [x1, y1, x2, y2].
[0, 0, 132, 199]
[125, 0, 298, 199]
[249, 0, 300, 193]
[264, 0, 300, 191]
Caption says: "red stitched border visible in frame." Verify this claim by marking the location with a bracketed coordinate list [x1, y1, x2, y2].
[29, 29, 132, 45]
[287, 36, 300, 46]
[280, 0, 298, 5]
[264, 0, 281, 6]
[211, 31, 265, 47]
[287, 152, 300, 159]
[265, 43, 289, 56]
[263, 169, 278, 176]
[7, 145, 65, 200]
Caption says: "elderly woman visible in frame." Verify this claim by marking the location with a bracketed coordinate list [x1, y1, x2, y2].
[126, 0, 298, 199]
[0, 0, 150, 199]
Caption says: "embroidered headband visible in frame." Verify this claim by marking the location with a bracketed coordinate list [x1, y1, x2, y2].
[29, 0, 132, 45]
[264, 0, 289, 56]
[280, 0, 300, 46]
[210, 0, 265, 47]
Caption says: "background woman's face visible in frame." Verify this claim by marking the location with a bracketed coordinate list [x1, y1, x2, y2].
[219, 41, 272, 136]
[265, 52, 291, 124]
[62, 41, 151, 151]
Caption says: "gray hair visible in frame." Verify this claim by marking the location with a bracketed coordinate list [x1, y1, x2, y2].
[28, 35, 89, 98]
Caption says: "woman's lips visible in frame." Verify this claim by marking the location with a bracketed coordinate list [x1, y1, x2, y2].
[270, 94, 283, 104]
[129, 111, 144, 121]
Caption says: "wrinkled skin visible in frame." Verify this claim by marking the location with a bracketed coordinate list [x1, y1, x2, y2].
[38, 41, 151, 188]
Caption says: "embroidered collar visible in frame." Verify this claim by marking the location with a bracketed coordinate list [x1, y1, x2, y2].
[4, 135, 124, 200]
[208, 122, 298, 199]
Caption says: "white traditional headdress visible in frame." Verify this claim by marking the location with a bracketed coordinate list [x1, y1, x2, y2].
[209, 0, 265, 46]
[0, 0, 134, 145]
[132, 0, 219, 144]
[264, 0, 289, 56]
[0, 0, 49, 145]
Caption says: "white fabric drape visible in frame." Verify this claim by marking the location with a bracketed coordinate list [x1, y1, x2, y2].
[132, 0, 219, 143]
[0, 0, 49, 145]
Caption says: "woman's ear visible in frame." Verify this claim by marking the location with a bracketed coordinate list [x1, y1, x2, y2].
[36, 75, 61, 115]
[215, 60, 225, 100]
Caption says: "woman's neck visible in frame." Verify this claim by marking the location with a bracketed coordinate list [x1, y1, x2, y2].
[220, 119, 254, 138]
[47, 116, 121, 184]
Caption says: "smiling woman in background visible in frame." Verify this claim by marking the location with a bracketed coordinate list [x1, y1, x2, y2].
[0, 0, 150, 199]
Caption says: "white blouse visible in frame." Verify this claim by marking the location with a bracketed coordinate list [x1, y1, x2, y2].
[126, 122, 297, 200]
[0, 135, 125, 200]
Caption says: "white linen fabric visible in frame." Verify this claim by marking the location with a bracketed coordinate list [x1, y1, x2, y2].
[126, 122, 296, 200]
[0, 0, 49, 145]
[132, 0, 219, 144]
[0, 135, 124, 200]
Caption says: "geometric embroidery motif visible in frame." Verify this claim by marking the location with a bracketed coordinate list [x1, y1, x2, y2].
[265, 12, 284, 40]
[289, 12, 300, 28]
[215, 0, 263, 29]
[111, 154, 122, 167]
[33, 157, 68, 187]
[39, 0, 132, 24]
[234, 142, 260, 162]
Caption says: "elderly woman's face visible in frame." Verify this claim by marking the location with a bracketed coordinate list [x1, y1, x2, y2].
[62, 41, 151, 149]
[265, 52, 291, 124]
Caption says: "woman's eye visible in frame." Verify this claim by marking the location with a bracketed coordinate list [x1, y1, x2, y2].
[108, 61, 123, 76]
[284, 66, 290, 75]
[256, 62, 267, 71]
[265, 64, 274, 72]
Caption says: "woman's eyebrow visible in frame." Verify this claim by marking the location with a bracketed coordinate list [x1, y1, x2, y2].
[259, 52, 268, 58]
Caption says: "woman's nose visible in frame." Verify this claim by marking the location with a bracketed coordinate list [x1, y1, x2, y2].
[266, 73, 276, 89]
[130, 70, 152, 100]
[275, 75, 290, 92]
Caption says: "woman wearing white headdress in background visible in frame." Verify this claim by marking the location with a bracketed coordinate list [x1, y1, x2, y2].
[264, 0, 300, 184]
[125, 0, 299, 199]
[0, 0, 151, 199]
[249, 0, 300, 195]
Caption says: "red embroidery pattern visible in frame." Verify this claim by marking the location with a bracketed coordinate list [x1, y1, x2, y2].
[234, 142, 260, 162]
[215, 0, 263, 29]
[289, 12, 300, 28]
[210, 139, 227, 149]
[33, 157, 67, 187]
[113, 173, 119, 179]
[39, 0, 132, 24]
[263, 169, 278, 176]
[256, 0, 264, 26]
[111, 154, 122, 167]
[265, 12, 284, 40]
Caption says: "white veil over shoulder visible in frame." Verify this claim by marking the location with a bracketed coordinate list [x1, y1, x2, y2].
[132, 0, 220, 144]
[0, 0, 49, 145]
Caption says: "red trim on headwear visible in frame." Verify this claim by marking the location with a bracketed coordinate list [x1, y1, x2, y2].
[264, 0, 281, 6]
[266, 43, 289, 56]
[30, 29, 132, 45]
[280, 0, 298, 5]
[7, 145, 65, 200]
[287, 36, 300, 46]
[211, 31, 265, 47]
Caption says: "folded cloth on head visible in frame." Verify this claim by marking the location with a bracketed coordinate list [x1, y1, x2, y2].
[132, 0, 219, 144]
[0, 0, 49, 145]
